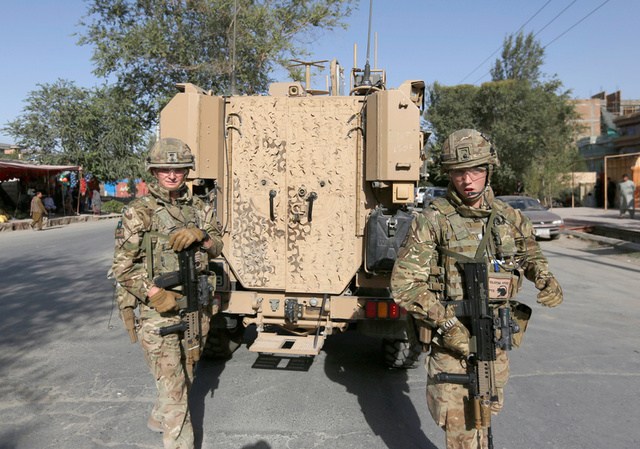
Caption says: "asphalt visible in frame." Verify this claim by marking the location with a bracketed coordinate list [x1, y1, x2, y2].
[2, 206, 640, 251]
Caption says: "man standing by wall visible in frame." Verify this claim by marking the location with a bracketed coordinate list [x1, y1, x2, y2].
[30, 191, 47, 230]
[618, 173, 635, 218]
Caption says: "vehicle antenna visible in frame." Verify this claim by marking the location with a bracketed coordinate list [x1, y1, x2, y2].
[362, 0, 374, 86]
[230, 0, 238, 95]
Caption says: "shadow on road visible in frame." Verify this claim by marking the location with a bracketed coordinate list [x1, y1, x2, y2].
[190, 356, 229, 449]
[322, 331, 438, 449]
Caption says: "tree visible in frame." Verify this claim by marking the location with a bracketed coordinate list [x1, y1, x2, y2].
[490, 31, 544, 83]
[424, 32, 581, 201]
[424, 83, 479, 184]
[474, 79, 581, 198]
[3, 80, 150, 182]
[78, 0, 357, 128]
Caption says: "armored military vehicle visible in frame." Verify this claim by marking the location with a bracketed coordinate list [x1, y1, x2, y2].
[159, 57, 426, 368]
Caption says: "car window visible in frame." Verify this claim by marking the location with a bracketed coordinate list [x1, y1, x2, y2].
[505, 197, 546, 211]
[432, 188, 446, 197]
[521, 198, 546, 210]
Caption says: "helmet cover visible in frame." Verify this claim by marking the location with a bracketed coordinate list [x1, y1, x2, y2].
[441, 129, 498, 171]
[146, 137, 195, 172]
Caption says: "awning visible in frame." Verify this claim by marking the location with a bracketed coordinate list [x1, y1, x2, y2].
[0, 160, 81, 182]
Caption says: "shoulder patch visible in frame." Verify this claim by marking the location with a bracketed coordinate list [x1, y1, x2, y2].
[114, 218, 125, 239]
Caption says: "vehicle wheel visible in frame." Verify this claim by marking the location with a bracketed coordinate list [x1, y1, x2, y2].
[382, 316, 422, 369]
[383, 337, 422, 369]
[202, 317, 245, 359]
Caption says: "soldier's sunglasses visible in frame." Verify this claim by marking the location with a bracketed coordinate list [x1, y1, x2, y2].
[450, 167, 487, 180]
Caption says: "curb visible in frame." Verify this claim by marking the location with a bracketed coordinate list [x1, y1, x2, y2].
[561, 229, 640, 252]
[0, 213, 121, 232]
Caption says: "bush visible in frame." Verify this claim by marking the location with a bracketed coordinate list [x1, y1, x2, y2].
[102, 199, 127, 214]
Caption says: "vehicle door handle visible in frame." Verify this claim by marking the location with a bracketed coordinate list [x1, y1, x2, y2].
[307, 192, 318, 222]
[269, 190, 277, 221]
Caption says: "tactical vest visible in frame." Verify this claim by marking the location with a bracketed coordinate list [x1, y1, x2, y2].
[139, 195, 202, 279]
[429, 197, 524, 301]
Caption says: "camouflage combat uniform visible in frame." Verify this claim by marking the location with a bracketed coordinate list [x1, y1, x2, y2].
[391, 186, 555, 449]
[112, 182, 222, 449]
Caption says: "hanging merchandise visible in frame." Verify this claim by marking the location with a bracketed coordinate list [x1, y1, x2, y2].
[59, 171, 70, 187]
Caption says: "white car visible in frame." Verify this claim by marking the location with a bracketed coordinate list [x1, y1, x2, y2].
[415, 186, 446, 208]
[497, 195, 564, 239]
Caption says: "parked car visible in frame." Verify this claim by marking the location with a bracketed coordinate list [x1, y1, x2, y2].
[497, 195, 564, 239]
[415, 186, 447, 208]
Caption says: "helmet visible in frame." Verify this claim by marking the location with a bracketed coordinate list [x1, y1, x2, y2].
[145, 138, 195, 172]
[441, 129, 498, 171]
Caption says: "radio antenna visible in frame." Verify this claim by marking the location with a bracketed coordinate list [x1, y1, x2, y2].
[362, 0, 373, 86]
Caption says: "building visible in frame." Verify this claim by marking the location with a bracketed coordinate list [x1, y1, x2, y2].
[0, 143, 22, 159]
[572, 92, 640, 209]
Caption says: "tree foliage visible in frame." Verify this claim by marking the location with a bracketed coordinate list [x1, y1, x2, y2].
[3, 80, 150, 182]
[426, 33, 581, 201]
[490, 31, 544, 83]
[78, 0, 356, 127]
[6, 0, 355, 181]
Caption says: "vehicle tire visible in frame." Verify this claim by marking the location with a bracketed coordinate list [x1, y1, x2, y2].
[202, 317, 245, 359]
[382, 316, 422, 369]
[383, 337, 422, 369]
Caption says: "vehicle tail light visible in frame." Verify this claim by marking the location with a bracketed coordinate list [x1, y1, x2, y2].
[365, 301, 377, 319]
[377, 301, 388, 318]
[388, 302, 400, 319]
[364, 300, 404, 319]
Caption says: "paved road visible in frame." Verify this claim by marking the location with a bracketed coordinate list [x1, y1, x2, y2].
[0, 220, 639, 449]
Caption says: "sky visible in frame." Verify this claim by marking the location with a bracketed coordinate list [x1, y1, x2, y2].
[1, 0, 637, 145]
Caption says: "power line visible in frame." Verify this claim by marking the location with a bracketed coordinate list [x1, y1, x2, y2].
[472, 0, 611, 84]
[533, 0, 577, 38]
[459, 0, 552, 83]
[543, 0, 611, 48]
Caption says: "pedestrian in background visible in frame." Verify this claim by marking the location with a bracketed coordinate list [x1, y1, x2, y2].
[30, 191, 47, 230]
[43, 195, 56, 216]
[92, 189, 102, 215]
[618, 174, 635, 219]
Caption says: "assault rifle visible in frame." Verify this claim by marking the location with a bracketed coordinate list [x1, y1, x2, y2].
[436, 262, 520, 449]
[153, 246, 212, 374]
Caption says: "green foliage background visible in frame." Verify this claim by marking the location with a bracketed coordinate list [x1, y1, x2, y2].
[425, 32, 582, 204]
[3, 0, 356, 183]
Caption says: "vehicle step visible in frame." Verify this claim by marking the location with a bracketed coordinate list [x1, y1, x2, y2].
[249, 332, 325, 356]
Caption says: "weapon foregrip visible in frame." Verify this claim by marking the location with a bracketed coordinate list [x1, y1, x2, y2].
[158, 322, 188, 336]
[434, 372, 472, 384]
[153, 272, 182, 289]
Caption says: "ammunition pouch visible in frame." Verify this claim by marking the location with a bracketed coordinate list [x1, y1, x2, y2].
[413, 317, 434, 349]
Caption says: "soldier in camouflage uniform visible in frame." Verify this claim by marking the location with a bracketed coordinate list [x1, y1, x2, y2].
[111, 138, 223, 449]
[391, 129, 563, 449]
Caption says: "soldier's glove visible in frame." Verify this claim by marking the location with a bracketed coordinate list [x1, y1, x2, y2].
[168, 227, 206, 252]
[535, 274, 563, 308]
[148, 289, 180, 313]
[439, 317, 470, 357]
